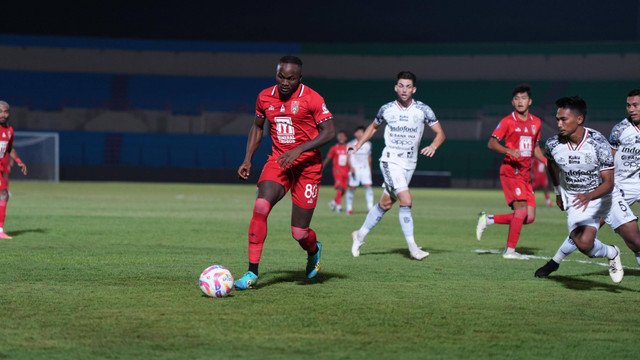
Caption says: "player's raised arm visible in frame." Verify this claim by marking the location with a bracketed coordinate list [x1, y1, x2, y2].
[348, 121, 379, 153]
[420, 122, 445, 157]
[238, 116, 266, 180]
[277, 119, 336, 169]
[546, 158, 564, 210]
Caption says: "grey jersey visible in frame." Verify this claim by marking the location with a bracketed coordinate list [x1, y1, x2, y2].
[375, 99, 438, 169]
[609, 118, 640, 188]
[545, 127, 614, 195]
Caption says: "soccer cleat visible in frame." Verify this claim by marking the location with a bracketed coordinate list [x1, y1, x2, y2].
[234, 271, 258, 290]
[609, 245, 624, 283]
[351, 230, 365, 257]
[410, 248, 430, 260]
[336, 205, 342, 213]
[502, 251, 529, 260]
[476, 212, 488, 241]
[306, 241, 322, 279]
[347, 210, 354, 215]
[328, 200, 336, 212]
[0, 231, 12, 239]
[534, 259, 560, 278]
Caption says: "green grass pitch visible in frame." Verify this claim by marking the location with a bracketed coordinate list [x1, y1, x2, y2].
[1, 181, 639, 359]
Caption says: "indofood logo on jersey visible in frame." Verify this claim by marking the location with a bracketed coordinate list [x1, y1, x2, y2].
[388, 125, 419, 133]
[291, 101, 299, 115]
[274, 117, 295, 144]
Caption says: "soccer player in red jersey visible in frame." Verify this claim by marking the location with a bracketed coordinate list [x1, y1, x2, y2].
[0, 101, 28, 239]
[476, 85, 545, 259]
[323, 130, 349, 213]
[531, 157, 552, 207]
[235, 56, 336, 289]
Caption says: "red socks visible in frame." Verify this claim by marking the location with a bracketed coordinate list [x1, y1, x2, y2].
[506, 209, 527, 249]
[291, 226, 318, 254]
[334, 189, 344, 205]
[248, 198, 271, 264]
[0, 200, 7, 228]
[493, 213, 512, 224]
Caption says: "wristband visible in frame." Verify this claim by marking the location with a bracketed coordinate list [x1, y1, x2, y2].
[553, 185, 561, 195]
[15, 158, 22, 164]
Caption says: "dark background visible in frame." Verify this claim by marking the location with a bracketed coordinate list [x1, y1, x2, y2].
[3, 1, 639, 43]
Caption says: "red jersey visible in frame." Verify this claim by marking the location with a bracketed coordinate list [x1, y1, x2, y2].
[327, 143, 349, 173]
[492, 112, 541, 177]
[0, 126, 14, 172]
[256, 84, 333, 164]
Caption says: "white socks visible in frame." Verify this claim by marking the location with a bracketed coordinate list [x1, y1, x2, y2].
[399, 206, 418, 250]
[365, 187, 374, 210]
[359, 203, 387, 237]
[346, 189, 354, 212]
[552, 236, 577, 263]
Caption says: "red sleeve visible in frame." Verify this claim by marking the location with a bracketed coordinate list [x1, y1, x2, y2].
[309, 92, 333, 125]
[491, 117, 509, 141]
[535, 119, 541, 142]
[255, 93, 265, 119]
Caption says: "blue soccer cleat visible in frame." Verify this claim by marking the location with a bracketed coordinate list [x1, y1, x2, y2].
[234, 271, 258, 290]
[306, 241, 322, 279]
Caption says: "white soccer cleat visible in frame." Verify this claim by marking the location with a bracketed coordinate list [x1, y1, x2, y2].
[328, 200, 336, 212]
[351, 231, 364, 257]
[410, 248, 430, 260]
[476, 212, 488, 241]
[502, 252, 529, 260]
[609, 245, 624, 283]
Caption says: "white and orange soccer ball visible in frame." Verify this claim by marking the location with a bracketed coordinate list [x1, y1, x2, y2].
[199, 265, 234, 298]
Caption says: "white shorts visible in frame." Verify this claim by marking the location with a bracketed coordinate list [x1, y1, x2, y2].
[380, 161, 414, 199]
[564, 193, 610, 234]
[618, 183, 640, 206]
[348, 168, 372, 187]
[604, 186, 638, 230]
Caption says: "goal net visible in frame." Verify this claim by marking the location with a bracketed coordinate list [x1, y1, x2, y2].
[13, 131, 59, 182]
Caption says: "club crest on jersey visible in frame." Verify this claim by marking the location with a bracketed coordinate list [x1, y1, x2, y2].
[515, 188, 521, 196]
[291, 101, 299, 115]
[280, 105, 285, 113]
[585, 153, 593, 164]
[532, 125, 536, 134]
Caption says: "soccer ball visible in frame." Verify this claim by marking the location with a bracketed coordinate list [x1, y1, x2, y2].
[199, 265, 234, 298]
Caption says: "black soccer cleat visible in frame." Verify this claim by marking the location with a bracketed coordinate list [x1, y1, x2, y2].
[534, 260, 560, 278]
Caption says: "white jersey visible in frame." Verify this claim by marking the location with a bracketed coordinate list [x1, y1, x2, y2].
[609, 118, 640, 190]
[348, 139, 371, 171]
[544, 127, 614, 196]
[375, 99, 438, 169]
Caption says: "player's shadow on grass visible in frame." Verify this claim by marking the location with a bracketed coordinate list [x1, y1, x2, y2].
[549, 275, 640, 293]
[9, 228, 47, 237]
[257, 270, 347, 288]
[361, 247, 448, 259]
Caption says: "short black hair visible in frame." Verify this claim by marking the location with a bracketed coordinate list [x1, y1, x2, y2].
[279, 55, 303, 66]
[397, 71, 416, 85]
[627, 89, 640, 97]
[354, 126, 366, 132]
[556, 96, 588, 121]
[512, 84, 531, 98]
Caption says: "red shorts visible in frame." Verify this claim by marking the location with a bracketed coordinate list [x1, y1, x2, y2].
[333, 169, 349, 189]
[531, 174, 548, 189]
[500, 174, 535, 208]
[0, 171, 9, 191]
[258, 155, 322, 209]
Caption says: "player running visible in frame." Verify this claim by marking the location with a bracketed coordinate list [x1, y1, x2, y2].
[535, 90, 640, 278]
[323, 130, 349, 213]
[0, 101, 27, 239]
[531, 157, 552, 207]
[349, 71, 445, 260]
[235, 56, 335, 289]
[537, 96, 624, 283]
[346, 126, 374, 215]
[476, 84, 545, 259]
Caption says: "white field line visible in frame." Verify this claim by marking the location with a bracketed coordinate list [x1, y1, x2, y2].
[474, 249, 640, 270]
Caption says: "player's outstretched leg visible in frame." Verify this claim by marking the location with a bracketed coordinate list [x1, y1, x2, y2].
[351, 231, 364, 257]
